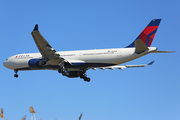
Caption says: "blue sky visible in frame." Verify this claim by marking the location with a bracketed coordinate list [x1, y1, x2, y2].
[0, 0, 179, 120]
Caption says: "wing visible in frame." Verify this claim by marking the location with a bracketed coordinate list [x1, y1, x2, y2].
[91, 61, 154, 70]
[31, 24, 64, 65]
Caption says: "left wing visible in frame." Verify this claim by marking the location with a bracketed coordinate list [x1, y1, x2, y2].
[31, 24, 64, 65]
[91, 61, 154, 70]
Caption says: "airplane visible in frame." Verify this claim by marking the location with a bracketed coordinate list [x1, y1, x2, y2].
[3, 19, 174, 82]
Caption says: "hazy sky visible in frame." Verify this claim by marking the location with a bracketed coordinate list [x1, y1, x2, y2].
[0, 0, 179, 120]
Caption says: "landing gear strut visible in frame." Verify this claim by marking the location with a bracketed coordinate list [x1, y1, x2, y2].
[14, 70, 18, 78]
[58, 67, 66, 76]
[80, 73, 90, 82]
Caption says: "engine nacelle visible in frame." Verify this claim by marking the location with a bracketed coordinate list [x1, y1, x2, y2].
[28, 59, 46, 68]
[38, 59, 46, 66]
[63, 71, 83, 78]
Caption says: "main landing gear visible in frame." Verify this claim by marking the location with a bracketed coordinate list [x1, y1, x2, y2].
[14, 70, 18, 78]
[58, 67, 65, 74]
[80, 73, 91, 82]
[58, 67, 91, 82]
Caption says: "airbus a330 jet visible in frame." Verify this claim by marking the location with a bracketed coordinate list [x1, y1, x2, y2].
[3, 19, 174, 82]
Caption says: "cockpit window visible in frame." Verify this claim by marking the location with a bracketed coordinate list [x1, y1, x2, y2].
[6, 58, 8, 61]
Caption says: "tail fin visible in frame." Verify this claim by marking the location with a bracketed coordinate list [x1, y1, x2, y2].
[126, 19, 161, 48]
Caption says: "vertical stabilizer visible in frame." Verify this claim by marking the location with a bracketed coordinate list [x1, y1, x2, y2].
[126, 19, 161, 48]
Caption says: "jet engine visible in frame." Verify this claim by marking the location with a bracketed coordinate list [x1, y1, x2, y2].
[28, 59, 46, 68]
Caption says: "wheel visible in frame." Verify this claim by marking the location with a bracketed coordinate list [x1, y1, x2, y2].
[58, 69, 61, 73]
[58, 69, 63, 73]
[62, 72, 66, 76]
[84, 77, 90, 82]
[86, 77, 90, 82]
[80, 73, 87, 79]
[14, 74, 18, 78]
[80, 74, 84, 79]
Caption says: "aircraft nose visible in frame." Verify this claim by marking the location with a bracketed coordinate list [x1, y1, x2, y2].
[3, 60, 11, 69]
[3, 60, 8, 68]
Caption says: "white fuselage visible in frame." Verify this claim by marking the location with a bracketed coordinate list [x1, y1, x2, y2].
[3, 47, 157, 71]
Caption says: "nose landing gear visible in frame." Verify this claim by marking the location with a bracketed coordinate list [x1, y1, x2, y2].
[14, 70, 18, 78]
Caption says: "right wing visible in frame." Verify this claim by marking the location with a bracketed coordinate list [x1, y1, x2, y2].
[31, 24, 64, 65]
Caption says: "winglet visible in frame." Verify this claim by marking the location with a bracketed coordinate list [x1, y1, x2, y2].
[148, 61, 155, 65]
[33, 24, 38, 31]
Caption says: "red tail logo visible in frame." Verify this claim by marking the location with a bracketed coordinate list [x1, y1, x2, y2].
[127, 19, 161, 48]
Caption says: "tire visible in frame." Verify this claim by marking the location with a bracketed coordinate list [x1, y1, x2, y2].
[86, 78, 90, 82]
[14, 74, 18, 78]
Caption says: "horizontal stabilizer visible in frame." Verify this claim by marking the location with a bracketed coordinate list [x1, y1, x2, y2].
[150, 51, 175, 53]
